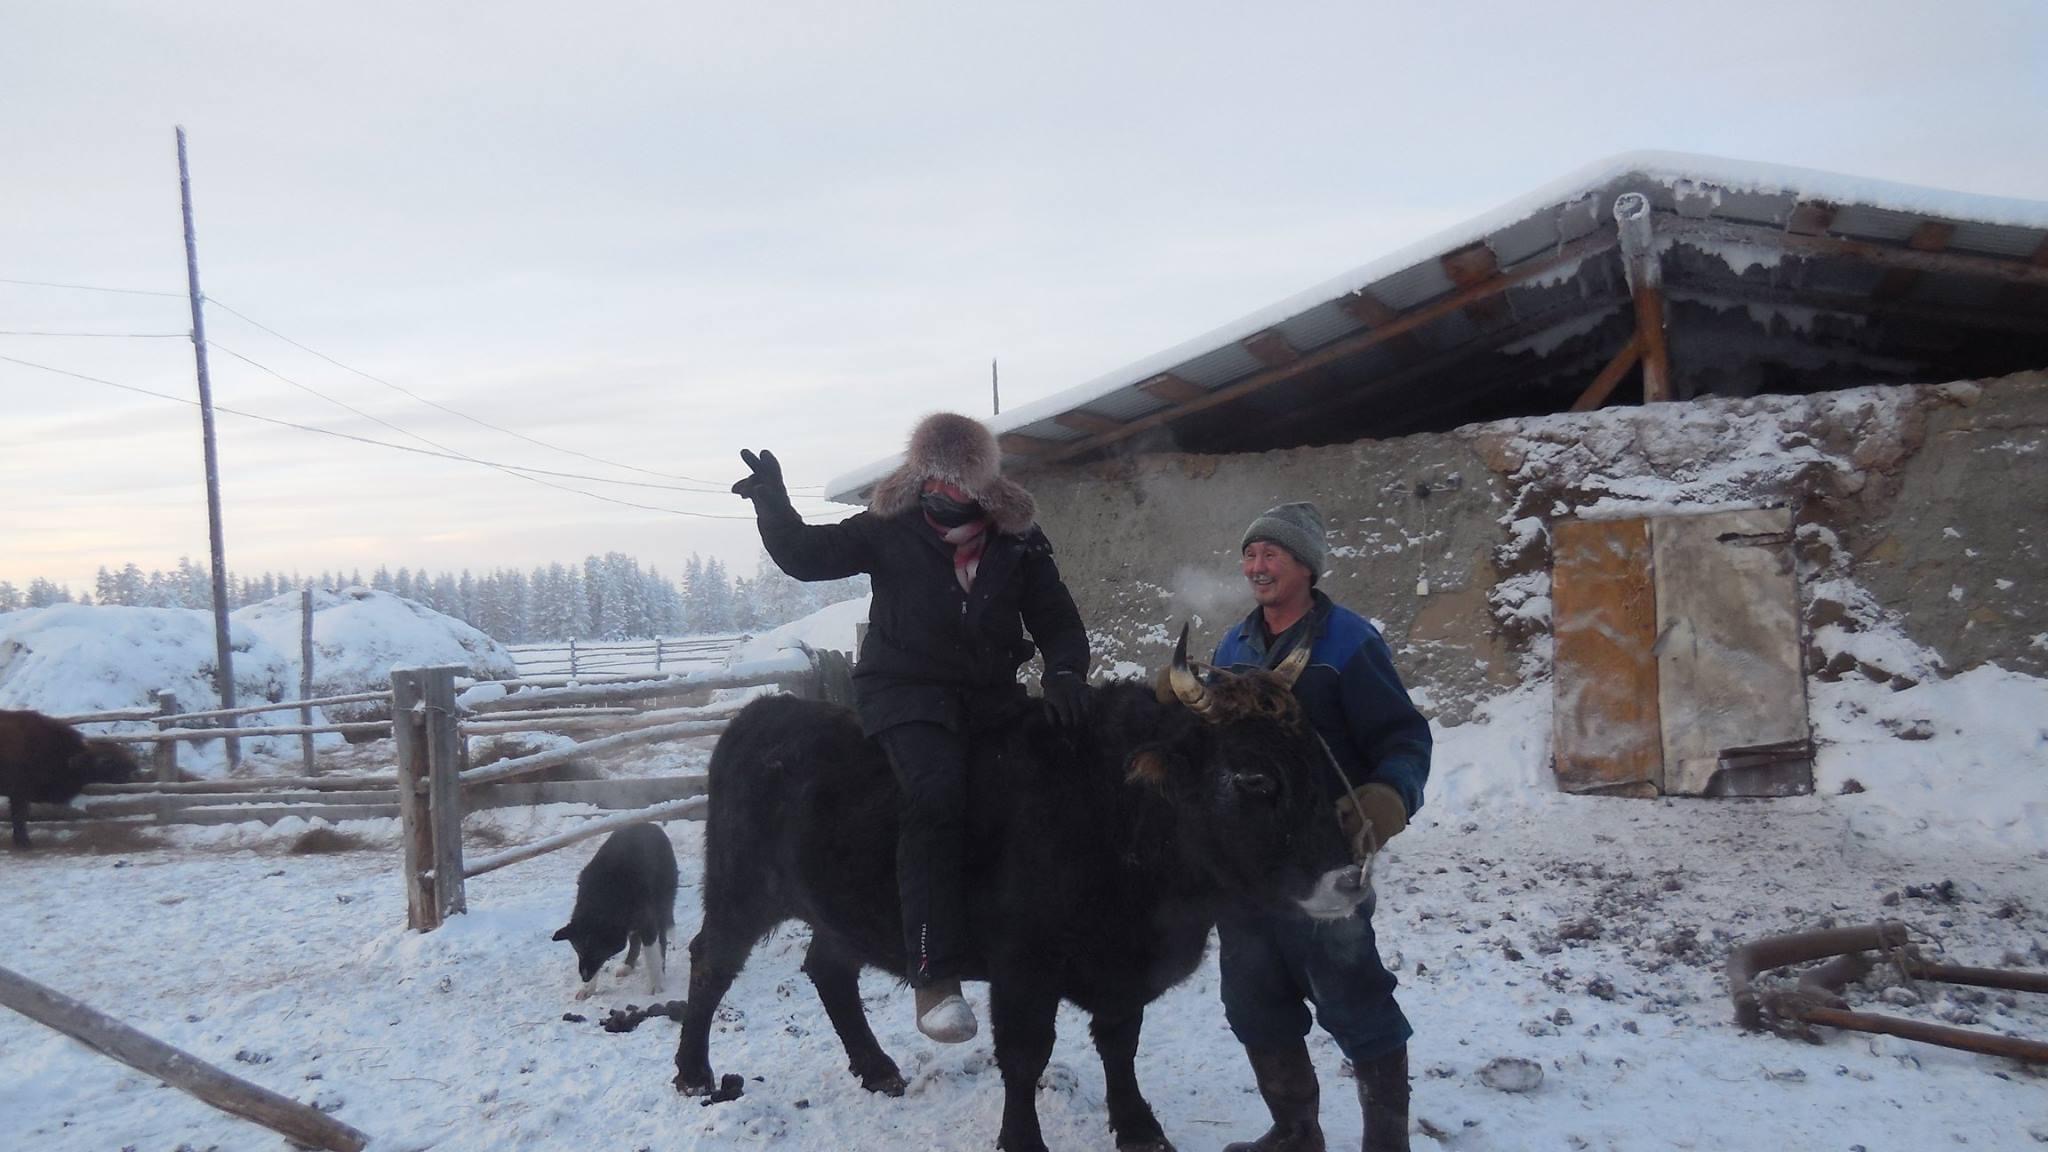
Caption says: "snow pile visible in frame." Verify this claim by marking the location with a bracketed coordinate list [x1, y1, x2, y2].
[0, 603, 336, 775]
[0, 591, 517, 777]
[1812, 663, 2048, 850]
[727, 594, 869, 665]
[234, 587, 517, 704]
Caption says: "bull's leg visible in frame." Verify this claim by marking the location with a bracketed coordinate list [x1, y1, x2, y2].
[802, 935, 905, 1096]
[989, 973, 1061, 1152]
[673, 919, 769, 1097]
[1090, 1007, 1173, 1152]
[9, 793, 28, 849]
[618, 935, 642, 976]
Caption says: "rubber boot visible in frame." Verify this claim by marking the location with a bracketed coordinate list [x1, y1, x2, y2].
[1355, 1044, 1410, 1152]
[1222, 1040, 1324, 1152]
[914, 978, 977, 1043]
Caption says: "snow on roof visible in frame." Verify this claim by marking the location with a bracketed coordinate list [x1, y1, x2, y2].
[825, 150, 2048, 502]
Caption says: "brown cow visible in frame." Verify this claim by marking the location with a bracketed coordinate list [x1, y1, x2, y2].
[0, 709, 140, 849]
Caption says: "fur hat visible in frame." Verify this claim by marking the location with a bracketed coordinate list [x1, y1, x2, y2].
[1240, 501, 1328, 580]
[869, 412, 1038, 534]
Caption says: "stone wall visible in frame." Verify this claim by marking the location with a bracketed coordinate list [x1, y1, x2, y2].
[1027, 370, 2048, 720]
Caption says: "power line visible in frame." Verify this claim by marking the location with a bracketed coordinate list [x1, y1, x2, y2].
[0, 329, 189, 338]
[0, 276, 188, 299]
[206, 338, 837, 499]
[201, 295, 827, 491]
[0, 353, 858, 523]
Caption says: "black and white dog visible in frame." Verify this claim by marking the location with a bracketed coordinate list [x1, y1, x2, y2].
[553, 823, 679, 999]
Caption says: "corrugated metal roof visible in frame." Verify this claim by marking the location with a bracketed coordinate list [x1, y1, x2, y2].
[827, 151, 2048, 502]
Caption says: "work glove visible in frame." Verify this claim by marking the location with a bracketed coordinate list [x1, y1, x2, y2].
[1042, 671, 1089, 728]
[1335, 781, 1408, 859]
[731, 449, 788, 506]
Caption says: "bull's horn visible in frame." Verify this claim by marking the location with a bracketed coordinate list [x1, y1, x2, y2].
[1273, 639, 1312, 687]
[1169, 623, 1216, 717]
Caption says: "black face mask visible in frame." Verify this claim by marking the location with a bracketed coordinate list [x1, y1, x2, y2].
[921, 490, 984, 528]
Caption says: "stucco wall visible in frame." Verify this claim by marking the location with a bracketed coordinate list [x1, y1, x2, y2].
[1028, 370, 2048, 721]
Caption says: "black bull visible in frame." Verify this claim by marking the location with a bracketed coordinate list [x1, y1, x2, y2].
[673, 643, 1367, 1152]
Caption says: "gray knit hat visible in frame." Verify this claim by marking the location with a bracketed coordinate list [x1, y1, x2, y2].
[1240, 501, 1328, 579]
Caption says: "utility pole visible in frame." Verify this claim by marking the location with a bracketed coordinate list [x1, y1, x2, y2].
[177, 126, 239, 769]
[991, 358, 1000, 416]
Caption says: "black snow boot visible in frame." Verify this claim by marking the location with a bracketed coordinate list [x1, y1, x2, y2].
[1354, 1044, 1410, 1152]
[1223, 1040, 1324, 1152]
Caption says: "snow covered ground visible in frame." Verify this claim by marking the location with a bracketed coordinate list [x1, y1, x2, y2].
[3, 645, 2043, 1151]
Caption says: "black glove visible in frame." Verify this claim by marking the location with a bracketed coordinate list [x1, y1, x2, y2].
[1042, 671, 1089, 728]
[731, 449, 788, 505]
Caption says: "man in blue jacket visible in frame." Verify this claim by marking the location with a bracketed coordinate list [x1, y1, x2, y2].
[1212, 500, 1429, 1152]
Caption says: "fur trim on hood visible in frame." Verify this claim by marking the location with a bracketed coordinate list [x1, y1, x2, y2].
[869, 412, 1038, 535]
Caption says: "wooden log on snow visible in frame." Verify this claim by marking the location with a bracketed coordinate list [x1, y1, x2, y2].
[0, 964, 372, 1152]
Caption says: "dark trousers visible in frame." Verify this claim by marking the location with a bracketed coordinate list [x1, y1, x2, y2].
[875, 721, 968, 986]
[1218, 896, 1413, 1064]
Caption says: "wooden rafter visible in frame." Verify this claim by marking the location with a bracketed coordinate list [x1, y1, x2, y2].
[1247, 296, 1627, 443]
[1022, 228, 1621, 465]
[997, 433, 1060, 456]
[1137, 372, 1207, 404]
[1338, 291, 1430, 358]
[1874, 220, 1956, 302]
[1785, 201, 1838, 237]
[1053, 409, 1126, 436]
[1442, 243, 1515, 330]
[1242, 329, 1301, 368]
[1570, 336, 1643, 412]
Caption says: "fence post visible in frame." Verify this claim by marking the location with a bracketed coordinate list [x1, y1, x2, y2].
[421, 665, 467, 920]
[568, 637, 577, 679]
[153, 691, 179, 784]
[390, 668, 439, 931]
[299, 589, 316, 775]
[654, 636, 664, 674]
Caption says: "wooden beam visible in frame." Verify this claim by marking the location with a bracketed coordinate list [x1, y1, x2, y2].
[997, 432, 1061, 456]
[1661, 216, 2048, 287]
[1053, 409, 1126, 436]
[1615, 193, 1673, 402]
[1338, 291, 1430, 358]
[1247, 296, 1627, 444]
[1242, 328, 1300, 368]
[1027, 227, 1620, 464]
[1137, 372, 1207, 405]
[1442, 243, 1515, 330]
[1875, 220, 1956, 302]
[0, 966, 372, 1151]
[1785, 201, 1837, 237]
[1569, 335, 1642, 412]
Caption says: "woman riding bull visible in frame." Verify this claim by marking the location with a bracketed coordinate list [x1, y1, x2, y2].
[730, 412, 1091, 1043]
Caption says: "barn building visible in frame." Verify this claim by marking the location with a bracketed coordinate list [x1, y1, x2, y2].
[828, 153, 2048, 799]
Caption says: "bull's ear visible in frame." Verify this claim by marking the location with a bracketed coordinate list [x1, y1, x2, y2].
[1124, 743, 1181, 787]
[552, 926, 573, 941]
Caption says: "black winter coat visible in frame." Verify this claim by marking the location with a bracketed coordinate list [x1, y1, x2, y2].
[754, 499, 1090, 737]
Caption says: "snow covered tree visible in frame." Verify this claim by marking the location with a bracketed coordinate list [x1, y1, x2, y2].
[25, 578, 71, 607]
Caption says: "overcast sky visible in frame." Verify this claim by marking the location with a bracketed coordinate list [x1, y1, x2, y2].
[4, 0, 2045, 594]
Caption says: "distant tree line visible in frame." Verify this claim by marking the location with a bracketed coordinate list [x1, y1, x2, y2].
[0, 553, 866, 644]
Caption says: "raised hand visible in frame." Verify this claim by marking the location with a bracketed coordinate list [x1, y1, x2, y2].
[731, 448, 787, 504]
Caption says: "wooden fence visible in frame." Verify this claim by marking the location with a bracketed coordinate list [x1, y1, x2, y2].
[505, 634, 743, 678]
[30, 645, 857, 933]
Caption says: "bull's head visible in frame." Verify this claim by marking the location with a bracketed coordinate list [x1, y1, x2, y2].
[1132, 625, 1363, 920]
